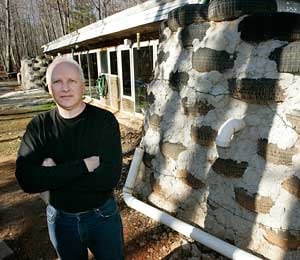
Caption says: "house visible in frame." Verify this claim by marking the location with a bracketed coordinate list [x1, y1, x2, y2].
[42, 0, 199, 118]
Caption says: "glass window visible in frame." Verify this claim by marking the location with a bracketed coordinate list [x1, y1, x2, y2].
[73, 55, 79, 64]
[80, 53, 99, 99]
[121, 50, 131, 96]
[88, 53, 98, 86]
[86, 53, 98, 98]
[100, 51, 108, 73]
[133, 46, 153, 113]
[109, 51, 118, 75]
[80, 54, 88, 80]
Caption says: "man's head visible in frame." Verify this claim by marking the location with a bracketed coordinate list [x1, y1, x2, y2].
[46, 57, 86, 117]
[46, 56, 85, 87]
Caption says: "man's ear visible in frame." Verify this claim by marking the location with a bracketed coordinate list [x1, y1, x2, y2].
[80, 82, 86, 94]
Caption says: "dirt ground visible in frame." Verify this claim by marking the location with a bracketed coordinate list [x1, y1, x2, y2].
[0, 82, 225, 260]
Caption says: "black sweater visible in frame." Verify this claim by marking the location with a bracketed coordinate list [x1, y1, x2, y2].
[15, 104, 122, 212]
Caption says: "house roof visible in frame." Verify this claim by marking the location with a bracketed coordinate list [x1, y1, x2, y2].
[42, 0, 198, 54]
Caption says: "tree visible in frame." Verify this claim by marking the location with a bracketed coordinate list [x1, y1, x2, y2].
[69, 1, 96, 32]
[5, 0, 13, 72]
[0, 0, 149, 71]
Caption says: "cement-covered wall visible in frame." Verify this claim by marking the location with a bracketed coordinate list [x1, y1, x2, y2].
[136, 3, 300, 259]
[21, 55, 53, 91]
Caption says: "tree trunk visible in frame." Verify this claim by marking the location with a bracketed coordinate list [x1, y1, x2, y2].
[12, 14, 21, 70]
[43, 0, 57, 40]
[98, 0, 101, 20]
[41, 16, 50, 43]
[5, 0, 13, 72]
[0, 27, 6, 68]
[64, 0, 70, 33]
[56, 0, 65, 35]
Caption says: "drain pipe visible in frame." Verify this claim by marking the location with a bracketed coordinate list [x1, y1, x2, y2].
[122, 146, 261, 260]
[216, 118, 246, 148]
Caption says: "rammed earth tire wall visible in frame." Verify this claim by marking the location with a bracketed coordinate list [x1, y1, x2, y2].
[181, 22, 210, 48]
[269, 42, 300, 74]
[190, 126, 217, 147]
[192, 48, 235, 73]
[143, 3, 300, 259]
[181, 97, 214, 116]
[208, 0, 278, 22]
[239, 12, 300, 43]
[286, 111, 300, 133]
[212, 158, 248, 178]
[228, 78, 285, 103]
[167, 4, 208, 32]
[257, 139, 296, 166]
[277, 0, 300, 13]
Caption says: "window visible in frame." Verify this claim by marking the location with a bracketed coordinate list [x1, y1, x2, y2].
[80, 54, 88, 80]
[133, 46, 153, 113]
[100, 51, 108, 73]
[73, 55, 79, 64]
[109, 51, 118, 75]
[88, 53, 97, 86]
[80, 53, 98, 99]
[121, 50, 131, 96]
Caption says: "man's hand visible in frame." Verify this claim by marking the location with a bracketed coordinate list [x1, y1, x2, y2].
[84, 156, 100, 172]
[42, 158, 56, 167]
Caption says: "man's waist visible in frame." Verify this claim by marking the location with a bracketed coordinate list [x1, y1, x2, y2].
[49, 190, 113, 213]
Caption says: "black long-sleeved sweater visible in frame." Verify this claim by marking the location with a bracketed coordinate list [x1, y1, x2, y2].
[15, 104, 122, 212]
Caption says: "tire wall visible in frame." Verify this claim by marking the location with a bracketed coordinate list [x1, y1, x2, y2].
[135, 3, 300, 260]
[20, 55, 53, 91]
[277, 0, 300, 13]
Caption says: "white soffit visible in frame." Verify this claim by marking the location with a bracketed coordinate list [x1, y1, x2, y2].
[42, 0, 199, 53]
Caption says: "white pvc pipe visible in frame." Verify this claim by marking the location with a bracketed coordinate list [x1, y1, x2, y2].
[216, 118, 246, 148]
[122, 146, 261, 260]
[123, 147, 144, 193]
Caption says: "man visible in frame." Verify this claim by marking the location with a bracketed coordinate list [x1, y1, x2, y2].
[15, 56, 124, 260]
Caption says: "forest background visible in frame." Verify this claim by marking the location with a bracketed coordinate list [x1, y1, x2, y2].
[0, 0, 148, 73]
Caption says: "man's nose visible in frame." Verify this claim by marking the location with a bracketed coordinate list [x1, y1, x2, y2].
[61, 82, 70, 91]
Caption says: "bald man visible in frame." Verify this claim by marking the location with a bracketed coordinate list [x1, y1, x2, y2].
[15, 57, 124, 260]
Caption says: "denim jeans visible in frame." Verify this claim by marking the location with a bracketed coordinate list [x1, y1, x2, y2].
[46, 197, 124, 260]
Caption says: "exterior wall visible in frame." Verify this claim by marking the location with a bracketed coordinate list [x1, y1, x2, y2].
[136, 11, 300, 260]
[20, 55, 52, 90]
[109, 75, 120, 110]
[122, 98, 134, 113]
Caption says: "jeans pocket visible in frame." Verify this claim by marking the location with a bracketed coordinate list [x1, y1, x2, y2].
[95, 197, 118, 218]
[46, 205, 58, 224]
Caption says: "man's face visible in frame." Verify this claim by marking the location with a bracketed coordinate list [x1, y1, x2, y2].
[48, 62, 85, 112]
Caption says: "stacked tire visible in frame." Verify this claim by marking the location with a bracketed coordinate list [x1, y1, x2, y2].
[156, 1, 300, 258]
[21, 55, 53, 91]
[166, 0, 300, 92]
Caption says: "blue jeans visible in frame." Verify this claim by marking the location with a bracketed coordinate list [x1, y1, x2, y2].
[46, 197, 124, 260]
